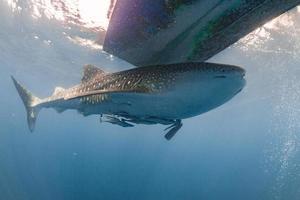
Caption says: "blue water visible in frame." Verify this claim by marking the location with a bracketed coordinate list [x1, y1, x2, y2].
[1, 1, 300, 200]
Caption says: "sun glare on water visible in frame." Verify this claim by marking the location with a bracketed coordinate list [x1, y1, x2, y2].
[77, 0, 111, 29]
[6, 0, 112, 30]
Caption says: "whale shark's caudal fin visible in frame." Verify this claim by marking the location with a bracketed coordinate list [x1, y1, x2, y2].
[11, 76, 41, 132]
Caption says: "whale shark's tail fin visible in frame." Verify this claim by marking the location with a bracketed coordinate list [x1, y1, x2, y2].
[11, 76, 42, 132]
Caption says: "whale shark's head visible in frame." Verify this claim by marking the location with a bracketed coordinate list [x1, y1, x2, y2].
[168, 62, 246, 116]
[204, 63, 246, 94]
[211, 63, 245, 91]
[209, 63, 245, 102]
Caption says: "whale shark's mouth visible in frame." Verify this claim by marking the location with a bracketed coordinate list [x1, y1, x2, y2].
[214, 75, 227, 79]
[234, 87, 244, 96]
[213, 69, 246, 79]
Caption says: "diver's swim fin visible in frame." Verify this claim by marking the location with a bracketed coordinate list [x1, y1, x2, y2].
[164, 120, 182, 140]
[11, 76, 41, 132]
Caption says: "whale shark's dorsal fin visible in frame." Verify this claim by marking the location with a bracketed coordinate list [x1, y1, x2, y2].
[53, 87, 65, 95]
[82, 64, 106, 83]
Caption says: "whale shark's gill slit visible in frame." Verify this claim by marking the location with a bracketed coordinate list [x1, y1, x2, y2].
[214, 75, 226, 79]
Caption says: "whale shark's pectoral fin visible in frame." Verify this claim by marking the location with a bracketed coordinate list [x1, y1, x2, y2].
[100, 114, 134, 127]
[164, 120, 182, 140]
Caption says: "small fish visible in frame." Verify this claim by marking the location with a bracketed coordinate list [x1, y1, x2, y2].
[12, 62, 245, 140]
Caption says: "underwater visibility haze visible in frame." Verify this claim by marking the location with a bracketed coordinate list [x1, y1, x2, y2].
[1, 0, 300, 200]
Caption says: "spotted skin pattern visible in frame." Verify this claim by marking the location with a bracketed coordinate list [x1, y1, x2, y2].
[12, 62, 245, 140]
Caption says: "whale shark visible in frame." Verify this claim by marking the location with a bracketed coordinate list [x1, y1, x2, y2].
[12, 62, 245, 140]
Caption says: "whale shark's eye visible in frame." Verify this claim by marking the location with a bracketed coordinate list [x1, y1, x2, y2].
[214, 75, 226, 79]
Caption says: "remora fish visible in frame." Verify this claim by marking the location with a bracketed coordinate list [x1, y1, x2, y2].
[12, 62, 245, 140]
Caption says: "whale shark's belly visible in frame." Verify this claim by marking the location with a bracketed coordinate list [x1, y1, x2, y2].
[80, 92, 197, 119]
